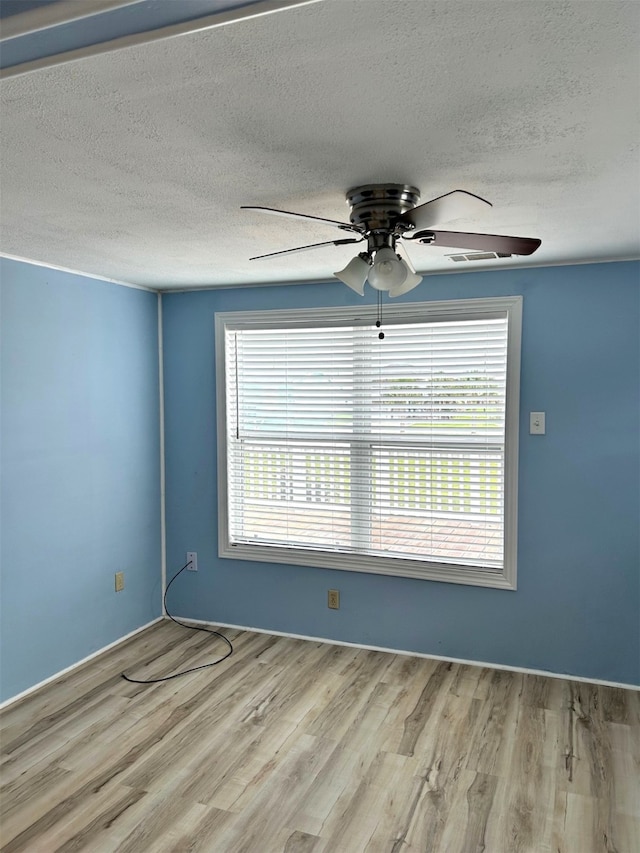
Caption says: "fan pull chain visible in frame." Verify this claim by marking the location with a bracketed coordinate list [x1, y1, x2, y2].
[376, 291, 385, 340]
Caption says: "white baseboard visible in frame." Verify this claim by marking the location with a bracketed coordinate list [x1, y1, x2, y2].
[171, 616, 640, 692]
[0, 617, 163, 710]
[3, 614, 635, 709]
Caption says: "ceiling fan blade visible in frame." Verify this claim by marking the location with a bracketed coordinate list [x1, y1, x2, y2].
[249, 237, 363, 261]
[410, 230, 541, 256]
[241, 205, 363, 235]
[401, 190, 492, 231]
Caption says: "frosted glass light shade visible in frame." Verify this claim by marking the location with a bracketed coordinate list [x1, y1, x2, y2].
[389, 268, 423, 297]
[367, 248, 407, 291]
[334, 254, 370, 295]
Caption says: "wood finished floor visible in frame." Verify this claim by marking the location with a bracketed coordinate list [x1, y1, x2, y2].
[1, 620, 638, 853]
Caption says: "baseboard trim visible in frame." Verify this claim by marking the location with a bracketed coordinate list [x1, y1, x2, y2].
[172, 616, 640, 691]
[0, 617, 163, 710]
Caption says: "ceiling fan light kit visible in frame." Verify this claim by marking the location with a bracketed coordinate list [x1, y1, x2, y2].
[242, 183, 541, 297]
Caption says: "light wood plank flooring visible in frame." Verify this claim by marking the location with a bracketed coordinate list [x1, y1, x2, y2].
[1, 620, 638, 852]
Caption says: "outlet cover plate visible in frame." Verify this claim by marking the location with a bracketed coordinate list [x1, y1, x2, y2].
[187, 552, 198, 572]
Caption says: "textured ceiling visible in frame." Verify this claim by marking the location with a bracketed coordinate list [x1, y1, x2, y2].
[1, 0, 639, 290]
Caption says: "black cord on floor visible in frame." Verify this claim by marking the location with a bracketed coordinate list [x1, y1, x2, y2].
[121, 561, 233, 683]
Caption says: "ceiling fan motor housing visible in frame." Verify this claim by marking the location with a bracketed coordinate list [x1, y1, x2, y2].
[346, 184, 420, 234]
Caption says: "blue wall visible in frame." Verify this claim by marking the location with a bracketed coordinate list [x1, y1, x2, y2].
[0, 259, 162, 702]
[2, 259, 636, 700]
[162, 261, 640, 685]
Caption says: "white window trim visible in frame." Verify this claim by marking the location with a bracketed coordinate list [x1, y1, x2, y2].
[215, 296, 521, 590]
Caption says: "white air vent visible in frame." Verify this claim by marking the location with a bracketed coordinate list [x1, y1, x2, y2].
[447, 252, 513, 262]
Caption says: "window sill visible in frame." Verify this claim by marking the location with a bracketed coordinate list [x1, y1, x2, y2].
[219, 541, 516, 590]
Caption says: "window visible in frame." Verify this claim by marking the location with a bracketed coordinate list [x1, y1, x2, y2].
[216, 296, 521, 589]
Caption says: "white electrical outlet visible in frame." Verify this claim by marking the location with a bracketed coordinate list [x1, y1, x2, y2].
[186, 551, 198, 572]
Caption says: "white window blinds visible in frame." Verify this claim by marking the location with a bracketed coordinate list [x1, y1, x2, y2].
[219, 299, 520, 587]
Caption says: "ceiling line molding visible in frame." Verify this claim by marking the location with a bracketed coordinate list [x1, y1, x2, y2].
[3, 253, 637, 295]
[0, 1, 141, 41]
[0, 0, 323, 79]
[0, 253, 158, 292]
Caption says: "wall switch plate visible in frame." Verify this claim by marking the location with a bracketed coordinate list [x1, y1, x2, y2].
[529, 412, 546, 434]
[186, 552, 198, 572]
[115, 571, 124, 592]
[328, 589, 340, 609]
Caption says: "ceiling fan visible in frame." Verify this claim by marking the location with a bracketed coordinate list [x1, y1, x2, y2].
[242, 184, 541, 297]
